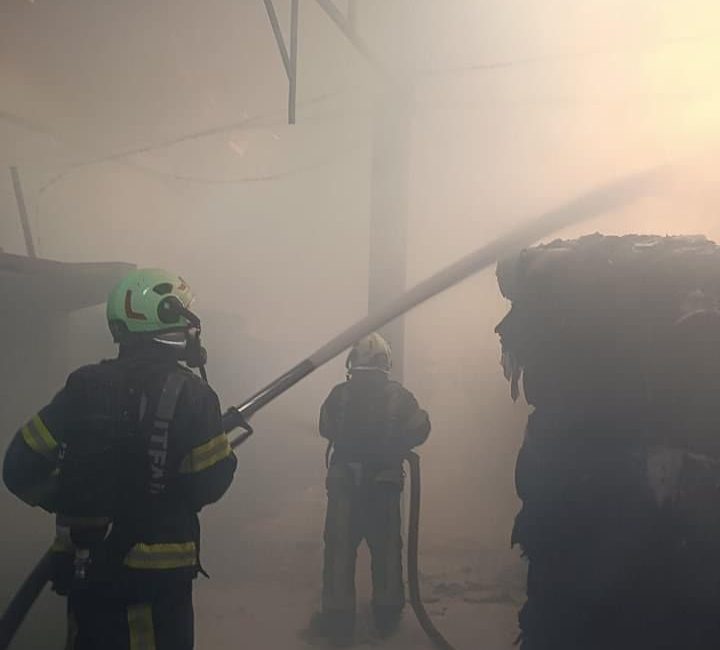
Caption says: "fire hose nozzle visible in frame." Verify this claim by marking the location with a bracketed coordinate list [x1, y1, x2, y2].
[222, 407, 254, 442]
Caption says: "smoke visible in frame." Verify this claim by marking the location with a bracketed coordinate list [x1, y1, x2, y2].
[2, 0, 720, 647]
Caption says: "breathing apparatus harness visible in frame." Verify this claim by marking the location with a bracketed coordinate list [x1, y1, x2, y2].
[53, 301, 206, 596]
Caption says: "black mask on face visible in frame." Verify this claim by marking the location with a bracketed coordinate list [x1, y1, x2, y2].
[157, 296, 209, 381]
[184, 327, 208, 379]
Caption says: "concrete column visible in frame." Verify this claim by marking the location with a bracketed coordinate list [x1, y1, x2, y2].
[368, 84, 413, 381]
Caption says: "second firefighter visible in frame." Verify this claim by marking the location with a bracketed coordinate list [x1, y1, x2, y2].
[318, 333, 431, 645]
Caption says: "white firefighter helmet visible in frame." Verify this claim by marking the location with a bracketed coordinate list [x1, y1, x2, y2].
[346, 332, 392, 373]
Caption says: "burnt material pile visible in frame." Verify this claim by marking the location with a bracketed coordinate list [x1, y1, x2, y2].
[496, 234, 720, 650]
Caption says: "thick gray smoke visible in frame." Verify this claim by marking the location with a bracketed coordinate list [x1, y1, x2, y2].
[2, 1, 720, 647]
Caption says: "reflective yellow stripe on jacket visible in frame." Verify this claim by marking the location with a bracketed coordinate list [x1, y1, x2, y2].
[178, 433, 231, 474]
[124, 542, 197, 570]
[21, 415, 58, 459]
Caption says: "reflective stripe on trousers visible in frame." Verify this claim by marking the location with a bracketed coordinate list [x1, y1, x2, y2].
[65, 581, 193, 650]
[128, 604, 156, 650]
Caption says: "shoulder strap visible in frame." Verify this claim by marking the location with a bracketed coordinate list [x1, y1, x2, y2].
[147, 371, 188, 495]
[156, 371, 188, 422]
[384, 381, 404, 416]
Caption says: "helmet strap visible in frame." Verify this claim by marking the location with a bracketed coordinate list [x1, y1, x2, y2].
[184, 328, 208, 382]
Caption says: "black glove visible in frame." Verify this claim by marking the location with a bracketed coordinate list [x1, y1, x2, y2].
[222, 408, 253, 436]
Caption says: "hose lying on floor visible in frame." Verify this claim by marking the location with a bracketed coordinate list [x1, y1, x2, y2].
[406, 452, 457, 650]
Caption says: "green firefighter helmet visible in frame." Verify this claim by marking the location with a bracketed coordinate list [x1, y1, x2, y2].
[346, 332, 392, 373]
[106, 268, 195, 343]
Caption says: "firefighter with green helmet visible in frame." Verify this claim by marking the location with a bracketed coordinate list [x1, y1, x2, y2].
[315, 332, 431, 646]
[2, 268, 237, 649]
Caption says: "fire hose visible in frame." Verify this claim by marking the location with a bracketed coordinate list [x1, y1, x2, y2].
[0, 167, 664, 649]
[405, 451, 456, 649]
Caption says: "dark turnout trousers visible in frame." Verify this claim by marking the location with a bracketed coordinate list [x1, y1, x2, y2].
[66, 581, 193, 650]
[322, 462, 405, 627]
